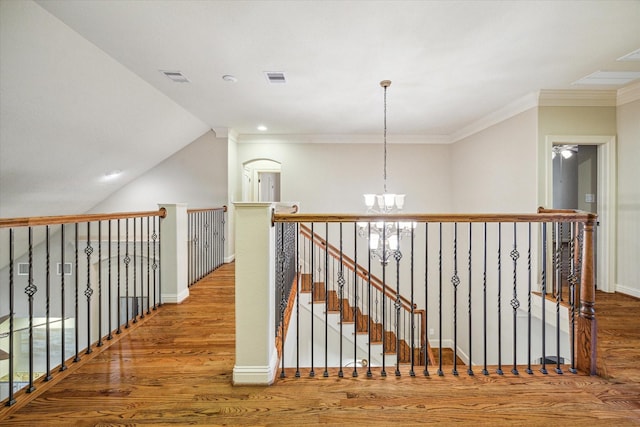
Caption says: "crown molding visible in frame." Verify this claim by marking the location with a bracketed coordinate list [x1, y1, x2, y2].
[234, 89, 628, 145]
[449, 91, 539, 144]
[538, 89, 617, 107]
[617, 81, 640, 106]
[237, 133, 451, 145]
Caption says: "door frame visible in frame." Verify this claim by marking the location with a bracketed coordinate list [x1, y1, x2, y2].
[542, 135, 616, 293]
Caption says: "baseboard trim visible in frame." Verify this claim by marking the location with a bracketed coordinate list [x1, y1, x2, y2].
[233, 351, 278, 385]
[224, 254, 235, 263]
[615, 284, 640, 299]
[161, 288, 190, 304]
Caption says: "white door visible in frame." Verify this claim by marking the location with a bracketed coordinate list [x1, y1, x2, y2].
[258, 172, 280, 202]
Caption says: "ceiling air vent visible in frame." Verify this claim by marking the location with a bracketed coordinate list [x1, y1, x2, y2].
[160, 70, 190, 83]
[264, 71, 287, 84]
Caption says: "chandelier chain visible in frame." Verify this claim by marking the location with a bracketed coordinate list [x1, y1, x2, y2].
[383, 83, 388, 194]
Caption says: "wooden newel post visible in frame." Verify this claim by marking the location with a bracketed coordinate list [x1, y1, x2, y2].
[576, 216, 597, 375]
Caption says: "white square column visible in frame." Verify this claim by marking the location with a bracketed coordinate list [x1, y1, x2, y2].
[232, 202, 277, 385]
[159, 203, 189, 304]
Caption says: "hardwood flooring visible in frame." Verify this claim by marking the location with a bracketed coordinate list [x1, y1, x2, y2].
[1, 263, 639, 426]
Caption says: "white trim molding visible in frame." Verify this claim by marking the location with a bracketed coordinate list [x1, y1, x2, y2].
[616, 284, 640, 299]
[542, 135, 617, 293]
[450, 91, 539, 143]
[161, 288, 190, 304]
[232, 350, 279, 385]
[617, 81, 640, 106]
[237, 133, 450, 145]
[538, 89, 617, 107]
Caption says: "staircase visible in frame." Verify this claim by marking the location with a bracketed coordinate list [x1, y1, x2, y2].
[299, 273, 428, 366]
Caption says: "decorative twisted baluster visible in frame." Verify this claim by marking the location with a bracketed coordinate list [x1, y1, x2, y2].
[510, 223, 520, 375]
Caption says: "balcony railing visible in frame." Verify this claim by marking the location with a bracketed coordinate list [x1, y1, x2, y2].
[271, 208, 597, 378]
[1, 204, 227, 408]
[187, 207, 227, 286]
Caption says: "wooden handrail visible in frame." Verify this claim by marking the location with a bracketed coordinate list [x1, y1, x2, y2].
[275, 211, 597, 224]
[0, 208, 167, 229]
[299, 224, 413, 310]
[186, 206, 227, 214]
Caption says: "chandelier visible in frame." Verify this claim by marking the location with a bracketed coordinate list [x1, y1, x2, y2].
[358, 80, 414, 264]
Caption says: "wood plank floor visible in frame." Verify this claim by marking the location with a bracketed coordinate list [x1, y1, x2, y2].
[2, 262, 639, 426]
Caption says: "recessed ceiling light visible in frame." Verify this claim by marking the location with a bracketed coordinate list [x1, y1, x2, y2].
[104, 169, 122, 179]
[159, 70, 190, 83]
[222, 74, 238, 83]
[572, 70, 640, 86]
[257, 125, 268, 131]
[618, 48, 640, 62]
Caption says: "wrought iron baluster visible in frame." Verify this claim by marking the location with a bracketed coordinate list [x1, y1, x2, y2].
[147, 216, 151, 315]
[158, 215, 162, 307]
[26, 227, 37, 391]
[74, 223, 80, 362]
[108, 221, 113, 340]
[452, 223, 460, 376]
[133, 218, 137, 323]
[310, 223, 315, 378]
[482, 223, 488, 376]
[117, 219, 122, 334]
[381, 223, 387, 377]
[45, 226, 52, 380]
[279, 223, 286, 379]
[496, 222, 503, 375]
[569, 222, 579, 374]
[353, 224, 359, 378]
[125, 218, 130, 328]
[526, 223, 533, 374]
[98, 221, 103, 346]
[139, 217, 144, 319]
[424, 222, 429, 376]
[60, 224, 67, 370]
[295, 223, 300, 378]
[205, 212, 210, 277]
[555, 221, 563, 375]
[437, 223, 443, 376]
[221, 209, 226, 271]
[338, 223, 344, 378]
[7, 229, 16, 405]
[324, 223, 330, 378]
[467, 223, 474, 376]
[540, 222, 548, 375]
[395, 224, 402, 377]
[367, 223, 373, 378]
[199, 211, 203, 280]
[409, 226, 415, 377]
[85, 222, 94, 354]
[510, 223, 520, 375]
[152, 217, 158, 310]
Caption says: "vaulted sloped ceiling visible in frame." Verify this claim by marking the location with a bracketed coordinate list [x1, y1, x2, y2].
[0, 1, 209, 218]
[1, 0, 639, 218]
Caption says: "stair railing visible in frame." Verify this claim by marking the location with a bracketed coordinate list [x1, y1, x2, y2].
[299, 224, 434, 373]
[272, 209, 597, 379]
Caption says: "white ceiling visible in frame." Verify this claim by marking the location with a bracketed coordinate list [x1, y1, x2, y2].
[1, 0, 639, 218]
[34, 0, 640, 136]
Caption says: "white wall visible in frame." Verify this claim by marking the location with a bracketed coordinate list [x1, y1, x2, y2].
[616, 99, 640, 297]
[90, 130, 228, 213]
[450, 108, 539, 213]
[236, 140, 452, 214]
